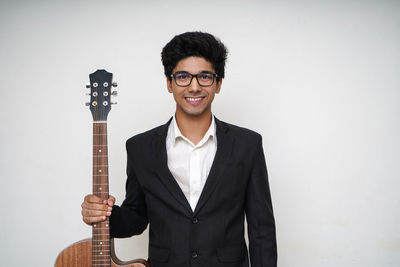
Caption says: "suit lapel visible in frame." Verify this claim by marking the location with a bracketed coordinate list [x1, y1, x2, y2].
[194, 117, 234, 215]
[152, 118, 193, 215]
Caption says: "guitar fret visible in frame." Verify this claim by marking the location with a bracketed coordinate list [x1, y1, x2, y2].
[92, 254, 111, 257]
[92, 255, 110, 257]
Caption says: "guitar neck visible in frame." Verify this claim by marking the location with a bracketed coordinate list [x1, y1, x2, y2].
[92, 121, 111, 266]
[93, 122, 109, 199]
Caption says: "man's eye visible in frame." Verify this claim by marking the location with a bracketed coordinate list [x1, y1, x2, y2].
[176, 73, 189, 80]
[199, 74, 212, 80]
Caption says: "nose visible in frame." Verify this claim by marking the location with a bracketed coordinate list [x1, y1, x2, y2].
[188, 76, 201, 93]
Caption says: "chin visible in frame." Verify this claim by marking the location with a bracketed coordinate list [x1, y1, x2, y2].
[183, 110, 206, 117]
[181, 107, 208, 117]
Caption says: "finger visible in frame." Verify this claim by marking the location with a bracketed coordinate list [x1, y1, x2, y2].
[82, 215, 107, 225]
[106, 195, 116, 207]
[81, 201, 109, 211]
[84, 194, 103, 204]
[81, 208, 111, 217]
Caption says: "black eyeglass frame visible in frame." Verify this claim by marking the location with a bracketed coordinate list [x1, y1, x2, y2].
[170, 71, 219, 87]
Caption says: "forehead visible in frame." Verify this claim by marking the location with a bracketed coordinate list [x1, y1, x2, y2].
[173, 56, 215, 73]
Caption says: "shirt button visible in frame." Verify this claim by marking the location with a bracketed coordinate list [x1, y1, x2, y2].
[191, 251, 198, 259]
[192, 217, 198, 224]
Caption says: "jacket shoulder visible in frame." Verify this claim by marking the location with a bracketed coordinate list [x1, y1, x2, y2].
[218, 119, 262, 144]
[125, 123, 165, 149]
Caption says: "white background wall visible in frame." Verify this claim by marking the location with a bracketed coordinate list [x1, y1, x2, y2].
[0, 0, 399, 266]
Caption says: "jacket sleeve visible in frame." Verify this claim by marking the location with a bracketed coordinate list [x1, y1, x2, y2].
[245, 136, 277, 267]
[110, 141, 148, 238]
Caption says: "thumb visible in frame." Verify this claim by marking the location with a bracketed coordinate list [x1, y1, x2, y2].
[106, 195, 116, 207]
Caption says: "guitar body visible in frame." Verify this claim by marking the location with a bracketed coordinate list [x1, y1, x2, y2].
[55, 238, 149, 267]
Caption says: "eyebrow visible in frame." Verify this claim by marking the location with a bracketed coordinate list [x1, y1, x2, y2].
[174, 70, 214, 74]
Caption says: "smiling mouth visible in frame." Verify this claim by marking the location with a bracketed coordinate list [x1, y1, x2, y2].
[184, 96, 206, 105]
[185, 97, 204, 102]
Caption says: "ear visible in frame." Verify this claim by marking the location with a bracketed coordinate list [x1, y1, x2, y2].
[215, 78, 223, 94]
[166, 77, 173, 93]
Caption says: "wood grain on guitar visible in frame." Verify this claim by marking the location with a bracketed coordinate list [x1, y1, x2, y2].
[55, 70, 149, 267]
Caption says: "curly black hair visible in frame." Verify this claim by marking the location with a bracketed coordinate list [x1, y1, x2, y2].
[161, 31, 228, 80]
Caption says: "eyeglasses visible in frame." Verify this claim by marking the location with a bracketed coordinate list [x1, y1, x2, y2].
[170, 71, 219, 87]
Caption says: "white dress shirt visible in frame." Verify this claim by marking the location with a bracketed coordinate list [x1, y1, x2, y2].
[166, 115, 217, 211]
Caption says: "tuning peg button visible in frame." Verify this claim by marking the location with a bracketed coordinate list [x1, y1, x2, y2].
[85, 102, 90, 106]
[86, 83, 91, 88]
[111, 102, 118, 105]
[111, 91, 118, 96]
[112, 82, 118, 87]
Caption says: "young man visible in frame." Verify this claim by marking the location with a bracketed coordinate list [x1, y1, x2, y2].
[82, 32, 277, 267]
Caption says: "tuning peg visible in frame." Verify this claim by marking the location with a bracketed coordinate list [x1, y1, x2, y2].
[111, 102, 118, 105]
[112, 82, 118, 87]
[86, 92, 91, 96]
[111, 91, 118, 96]
[86, 83, 91, 88]
[85, 102, 90, 106]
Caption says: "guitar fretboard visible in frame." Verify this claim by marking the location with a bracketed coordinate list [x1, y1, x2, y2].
[92, 122, 111, 267]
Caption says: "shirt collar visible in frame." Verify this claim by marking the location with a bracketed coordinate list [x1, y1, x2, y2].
[171, 115, 216, 147]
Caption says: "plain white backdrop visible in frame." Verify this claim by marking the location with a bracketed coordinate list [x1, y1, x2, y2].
[0, 0, 399, 266]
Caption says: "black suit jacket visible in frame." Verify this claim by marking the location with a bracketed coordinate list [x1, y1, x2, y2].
[110, 117, 277, 267]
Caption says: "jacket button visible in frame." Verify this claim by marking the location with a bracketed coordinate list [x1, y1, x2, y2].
[191, 251, 198, 259]
[192, 217, 198, 224]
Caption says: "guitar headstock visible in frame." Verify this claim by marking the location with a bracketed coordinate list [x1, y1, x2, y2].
[86, 69, 118, 121]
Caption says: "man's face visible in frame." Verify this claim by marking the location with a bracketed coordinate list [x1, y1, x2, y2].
[167, 56, 222, 118]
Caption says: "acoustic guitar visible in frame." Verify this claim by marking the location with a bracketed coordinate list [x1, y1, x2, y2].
[55, 70, 149, 267]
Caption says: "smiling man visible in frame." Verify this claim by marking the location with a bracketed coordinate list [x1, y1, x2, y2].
[82, 31, 277, 267]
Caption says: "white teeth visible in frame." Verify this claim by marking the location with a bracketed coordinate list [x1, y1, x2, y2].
[186, 97, 202, 102]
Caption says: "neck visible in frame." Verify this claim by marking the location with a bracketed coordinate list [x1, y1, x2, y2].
[175, 110, 212, 145]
